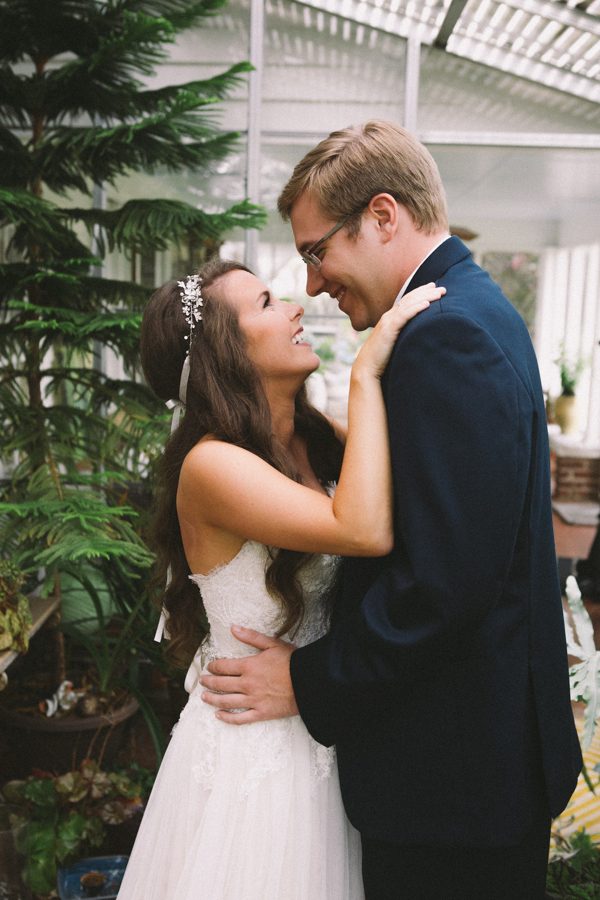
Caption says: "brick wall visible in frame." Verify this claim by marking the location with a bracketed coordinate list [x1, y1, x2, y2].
[554, 456, 600, 502]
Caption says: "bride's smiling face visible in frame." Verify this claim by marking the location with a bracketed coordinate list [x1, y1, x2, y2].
[212, 269, 320, 383]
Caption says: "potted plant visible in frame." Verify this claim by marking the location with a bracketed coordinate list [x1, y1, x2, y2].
[554, 345, 587, 434]
[0, 559, 32, 655]
[1, 759, 153, 897]
[0, 0, 265, 773]
[546, 828, 600, 898]
[0, 565, 166, 778]
[548, 575, 600, 897]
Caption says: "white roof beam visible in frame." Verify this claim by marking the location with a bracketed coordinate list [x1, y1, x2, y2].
[487, 0, 600, 35]
[284, 0, 600, 102]
[261, 129, 600, 149]
[245, 0, 265, 270]
[287, 0, 438, 42]
[446, 34, 600, 103]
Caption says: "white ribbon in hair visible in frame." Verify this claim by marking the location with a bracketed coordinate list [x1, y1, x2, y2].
[154, 355, 191, 643]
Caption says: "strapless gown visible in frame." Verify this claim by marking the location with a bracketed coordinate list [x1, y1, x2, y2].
[117, 541, 364, 899]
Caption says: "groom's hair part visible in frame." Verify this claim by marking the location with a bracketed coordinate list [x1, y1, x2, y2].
[278, 119, 448, 235]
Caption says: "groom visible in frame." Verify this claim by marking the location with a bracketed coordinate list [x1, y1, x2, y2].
[200, 121, 582, 898]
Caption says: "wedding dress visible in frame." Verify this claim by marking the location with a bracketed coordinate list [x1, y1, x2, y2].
[117, 541, 364, 900]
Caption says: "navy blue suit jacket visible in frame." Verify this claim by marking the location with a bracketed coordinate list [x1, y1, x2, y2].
[290, 237, 582, 846]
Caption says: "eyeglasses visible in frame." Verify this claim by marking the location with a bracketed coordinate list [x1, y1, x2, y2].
[300, 216, 352, 270]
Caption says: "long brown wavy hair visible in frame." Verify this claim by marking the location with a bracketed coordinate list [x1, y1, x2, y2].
[141, 258, 344, 665]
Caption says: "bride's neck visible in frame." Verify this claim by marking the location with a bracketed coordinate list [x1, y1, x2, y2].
[265, 382, 299, 450]
[271, 401, 296, 450]
[267, 388, 323, 490]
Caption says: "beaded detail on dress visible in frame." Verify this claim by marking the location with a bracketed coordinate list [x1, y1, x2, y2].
[178, 541, 339, 796]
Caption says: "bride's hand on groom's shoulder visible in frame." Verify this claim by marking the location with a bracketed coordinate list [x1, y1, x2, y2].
[354, 282, 445, 380]
[199, 627, 298, 724]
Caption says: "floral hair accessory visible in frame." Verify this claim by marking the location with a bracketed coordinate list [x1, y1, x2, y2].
[177, 274, 203, 351]
[155, 274, 202, 644]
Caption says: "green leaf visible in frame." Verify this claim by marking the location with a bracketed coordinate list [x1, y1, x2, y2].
[16, 816, 60, 892]
[23, 778, 58, 810]
[68, 197, 267, 254]
[55, 811, 91, 862]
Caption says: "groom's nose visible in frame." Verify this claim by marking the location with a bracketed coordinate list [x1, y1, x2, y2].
[305, 265, 326, 297]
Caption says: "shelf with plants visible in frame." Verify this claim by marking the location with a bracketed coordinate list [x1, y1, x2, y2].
[0, 593, 60, 676]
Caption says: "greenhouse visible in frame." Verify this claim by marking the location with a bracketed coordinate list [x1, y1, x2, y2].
[1, 0, 600, 897]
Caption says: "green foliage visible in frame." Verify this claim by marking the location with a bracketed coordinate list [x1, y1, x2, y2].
[0, 558, 32, 652]
[547, 830, 600, 898]
[69, 197, 266, 255]
[564, 575, 600, 752]
[2, 759, 153, 895]
[315, 339, 336, 365]
[555, 344, 587, 397]
[0, 0, 264, 752]
[481, 251, 539, 333]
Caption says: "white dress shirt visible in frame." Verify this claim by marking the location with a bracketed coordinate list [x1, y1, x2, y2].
[394, 234, 451, 304]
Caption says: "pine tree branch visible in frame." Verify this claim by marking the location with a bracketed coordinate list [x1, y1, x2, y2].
[0, 0, 228, 66]
[0, 264, 150, 310]
[6, 299, 142, 345]
[34, 93, 245, 193]
[0, 70, 31, 128]
[0, 7, 249, 133]
[43, 61, 252, 123]
[0, 189, 91, 260]
[0, 0, 105, 66]
[67, 198, 267, 254]
[132, 0, 227, 30]
[0, 494, 154, 570]
[0, 187, 61, 232]
[0, 125, 31, 188]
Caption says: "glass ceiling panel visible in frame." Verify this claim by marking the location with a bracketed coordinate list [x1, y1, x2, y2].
[419, 43, 600, 133]
[258, 0, 600, 134]
[263, 0, 406, 134]
[295, 0, 600, 102]
[447, 0, 600, 101]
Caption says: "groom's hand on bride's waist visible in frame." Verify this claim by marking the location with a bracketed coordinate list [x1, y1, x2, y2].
[199, 627, 299, 724]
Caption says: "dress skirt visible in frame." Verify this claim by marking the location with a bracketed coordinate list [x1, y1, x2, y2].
[117, 687, 364, 900]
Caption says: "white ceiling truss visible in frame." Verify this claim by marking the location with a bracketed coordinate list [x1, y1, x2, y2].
[277, 0, 600, 104]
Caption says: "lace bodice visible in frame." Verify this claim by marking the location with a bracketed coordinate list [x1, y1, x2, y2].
[183, 541, 338, 693]
[191, 540, 337, 658]
[177, 541, 339, 796]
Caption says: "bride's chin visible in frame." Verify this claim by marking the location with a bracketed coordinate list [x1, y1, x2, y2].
[304, 355, 321, 377]
[293, 359, 319, 390]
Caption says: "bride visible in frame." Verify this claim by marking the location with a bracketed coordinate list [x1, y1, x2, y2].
[117, 257, 443, 900]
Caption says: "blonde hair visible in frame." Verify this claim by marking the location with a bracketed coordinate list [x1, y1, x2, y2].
[278, 120, 448, 235]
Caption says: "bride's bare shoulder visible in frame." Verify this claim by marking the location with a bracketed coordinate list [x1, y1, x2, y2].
[179, 434, 271, 491]
[181, 437, 256, 484]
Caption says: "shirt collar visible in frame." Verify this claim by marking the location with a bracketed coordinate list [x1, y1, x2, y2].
[394, 234, 452, 304]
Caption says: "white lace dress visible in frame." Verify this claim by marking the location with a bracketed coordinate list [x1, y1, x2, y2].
[117, 541, 363, 900]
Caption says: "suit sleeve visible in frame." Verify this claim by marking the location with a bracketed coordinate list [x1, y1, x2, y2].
[290, 311, 532, 746]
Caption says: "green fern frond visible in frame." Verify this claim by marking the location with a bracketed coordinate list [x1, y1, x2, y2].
[7, 299, 142, 345]
[68, 198, 267, 254]
[34, 90, 243, 193]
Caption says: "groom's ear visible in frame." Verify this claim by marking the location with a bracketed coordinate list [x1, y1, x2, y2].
[367, 193, 398, 243]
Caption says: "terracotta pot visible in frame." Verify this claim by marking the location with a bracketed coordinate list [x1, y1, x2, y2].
[554, 393, 578, 434]
[0, 695, 139, 779]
